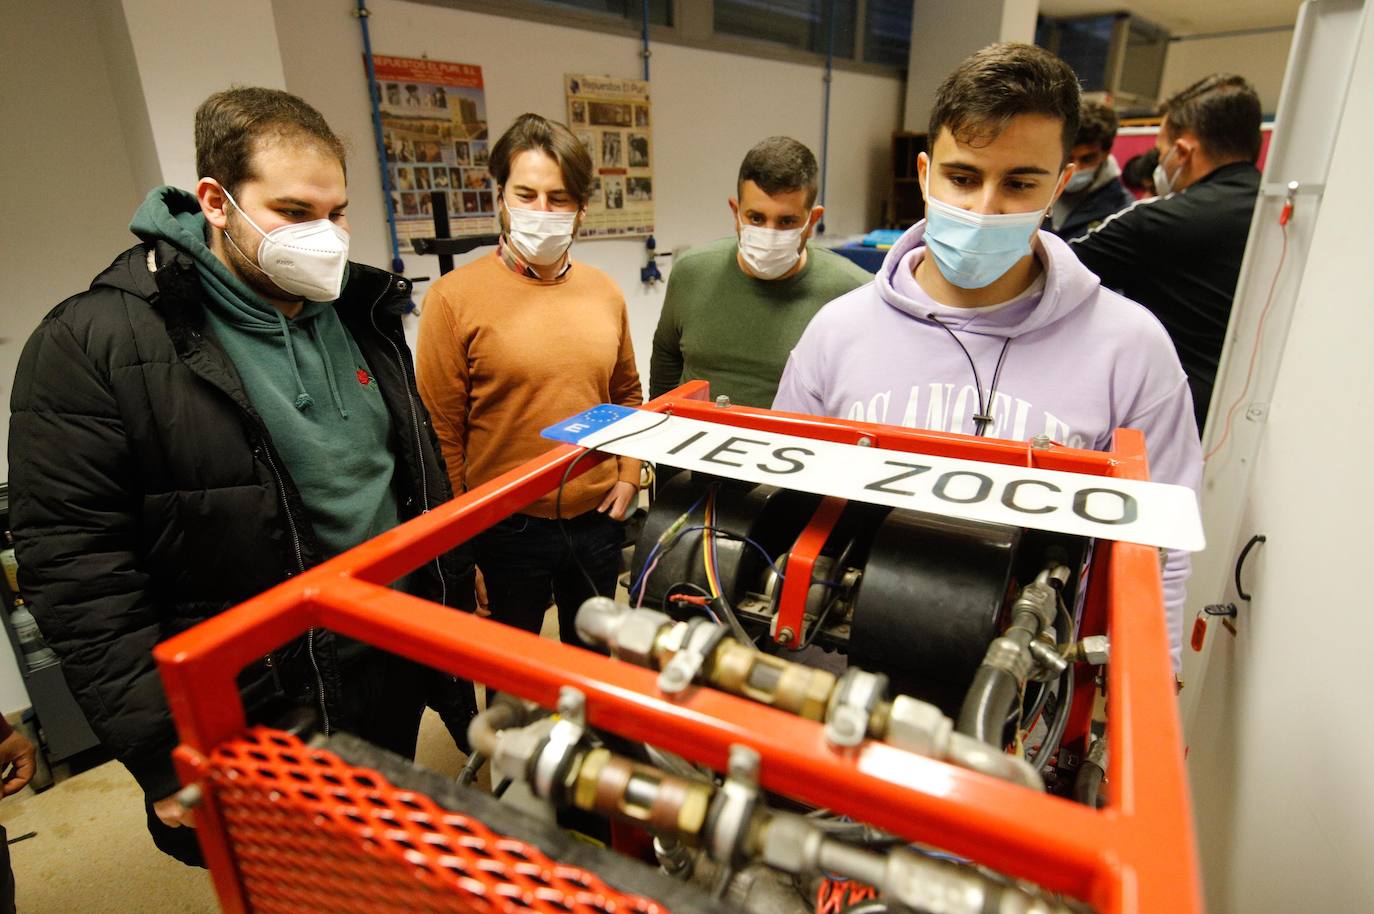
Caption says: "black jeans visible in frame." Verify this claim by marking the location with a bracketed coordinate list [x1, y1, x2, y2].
[474, 511, 623, 645]
[146, 646, 429, 868]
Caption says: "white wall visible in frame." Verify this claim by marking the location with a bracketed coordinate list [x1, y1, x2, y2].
[1184, 4, 1374, 912]
[1161, 29, 1296, 113]
[270, 0, 904, 379]
[0, 0, 146, 483]
[904, 0, 1037, 132]
[0, 0, 152, 712]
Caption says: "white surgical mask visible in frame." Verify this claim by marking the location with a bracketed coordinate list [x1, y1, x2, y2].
[1153, 147, 1181, 197]
[221, 187, 349, 302]
[738, 221, 806, 280]
[505, 202, 578, 266]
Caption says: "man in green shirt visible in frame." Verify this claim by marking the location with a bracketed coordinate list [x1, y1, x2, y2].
[649, 137, 873, 408]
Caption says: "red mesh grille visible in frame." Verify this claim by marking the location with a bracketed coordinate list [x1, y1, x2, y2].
[207, 728, 671, 914]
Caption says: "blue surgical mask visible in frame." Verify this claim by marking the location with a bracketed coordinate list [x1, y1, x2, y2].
[922, 174, 1049, 289]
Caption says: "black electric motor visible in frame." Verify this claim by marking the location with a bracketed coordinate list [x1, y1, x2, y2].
[631, 472, 1088, 717]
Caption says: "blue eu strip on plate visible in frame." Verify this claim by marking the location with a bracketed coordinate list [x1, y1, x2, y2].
[541, 404, 639, 445]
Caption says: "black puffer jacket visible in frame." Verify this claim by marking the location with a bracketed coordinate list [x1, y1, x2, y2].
[9, 240, 472, 800]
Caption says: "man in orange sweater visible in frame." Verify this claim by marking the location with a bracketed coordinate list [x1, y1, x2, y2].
[417, 114, 642, 644]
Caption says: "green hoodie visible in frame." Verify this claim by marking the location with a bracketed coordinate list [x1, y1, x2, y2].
[130, 186, 400, 561]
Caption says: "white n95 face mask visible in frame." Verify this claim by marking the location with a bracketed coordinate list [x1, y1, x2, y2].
[506, 204, 578, 266]
[221, 187, 350, 302]
[738, 222, 806, 279]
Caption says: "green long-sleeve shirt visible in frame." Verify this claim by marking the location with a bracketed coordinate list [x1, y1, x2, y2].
[649, 237, 872, 408]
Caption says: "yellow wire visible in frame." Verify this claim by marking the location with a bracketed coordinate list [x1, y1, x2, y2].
[702, 490, 720, 597]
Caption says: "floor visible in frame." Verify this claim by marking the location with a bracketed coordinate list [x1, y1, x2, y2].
[0, 708, 471, 914]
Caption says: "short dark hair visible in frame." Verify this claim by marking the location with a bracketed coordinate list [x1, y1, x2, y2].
[1121, 148, 1159, 193]
[737, 136, 819, 207]
[195, 87, 346, 195]
[1075, 102, 1119, 152]
[928, 43, 1081, 159]
[1160, 74, 1262, 162]
[489, 113, 593, 207]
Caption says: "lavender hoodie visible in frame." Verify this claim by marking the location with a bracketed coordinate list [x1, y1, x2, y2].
[774, 224, 1202, 669]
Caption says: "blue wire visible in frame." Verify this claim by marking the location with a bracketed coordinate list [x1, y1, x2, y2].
[628, 490, 708, 601]
[679, 525, 785, 581]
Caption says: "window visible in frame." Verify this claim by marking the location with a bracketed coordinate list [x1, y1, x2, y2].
[1118, 18, 1169, 100]
[863, 0, 912, 67]
[713, 0, 858, 59]
[1043, 14, 1118, 92]
[533, 0, 671, 26]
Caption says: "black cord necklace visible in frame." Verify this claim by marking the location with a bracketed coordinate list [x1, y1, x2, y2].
[928, 313, 1012, 437]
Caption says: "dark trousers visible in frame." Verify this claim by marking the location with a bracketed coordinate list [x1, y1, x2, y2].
[0, 824, 14, 914]
[474, 511, 623, 645]
[146, 646, 429, 868]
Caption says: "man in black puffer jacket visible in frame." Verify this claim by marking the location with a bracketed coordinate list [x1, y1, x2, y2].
[8, 88, 475, 866]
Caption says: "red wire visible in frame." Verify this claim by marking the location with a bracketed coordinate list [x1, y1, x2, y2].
[1203, 221, 1290, 463]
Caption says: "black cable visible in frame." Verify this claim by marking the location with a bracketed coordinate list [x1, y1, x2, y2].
[555, 411, 674, 596]
[1031, 670, 1073, 774]
[493, 777, 513, 798]
[711, 592, 754, 646]
[1028, 590, 1080, 772]
[456, 750, 485, 787]
[798, 537, 857, 649]
[926, 313, 1011, 437]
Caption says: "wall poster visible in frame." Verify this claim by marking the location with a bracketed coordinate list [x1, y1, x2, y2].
[565, 74, 654, 239]
[368, 55, 497, 241]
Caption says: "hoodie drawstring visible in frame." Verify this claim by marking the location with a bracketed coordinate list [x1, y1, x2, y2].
[274, 313, 350, 419]
[311, 321, 350, 420]
[275, 311, 315, 411]
[927, 313, 1011, 437]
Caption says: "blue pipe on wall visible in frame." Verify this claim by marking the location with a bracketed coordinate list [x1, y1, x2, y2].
[642, 0, 651, 80]
[818, 0, 836, 232]
[355, 0, 405, 273]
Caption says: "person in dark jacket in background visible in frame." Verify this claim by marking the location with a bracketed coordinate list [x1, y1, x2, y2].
[1071, 75, 1264, 428]
[1046, 101, 1134, 240]
[8, 88, 475, 866]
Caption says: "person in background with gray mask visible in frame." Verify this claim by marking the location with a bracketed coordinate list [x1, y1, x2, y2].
[416, 113, 643, 647]
[8, 88, 476, 868]
[1070, 75, 1263, 429]
[649, 137, 871, 408]
[1047, 102, 1134, 239]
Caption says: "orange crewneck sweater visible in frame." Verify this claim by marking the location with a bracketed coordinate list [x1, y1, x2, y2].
[417, 252, 643, 518]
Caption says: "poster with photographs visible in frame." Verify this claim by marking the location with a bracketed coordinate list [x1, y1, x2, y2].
[369, 55, 496, 241]
[566, 74, 653, 239]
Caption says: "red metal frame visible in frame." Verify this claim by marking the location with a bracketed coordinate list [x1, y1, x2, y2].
[773, 495, 846, 648]
[155, 381, 1202, 914]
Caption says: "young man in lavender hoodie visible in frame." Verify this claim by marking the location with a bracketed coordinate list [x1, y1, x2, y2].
[773, 43, 1202, 670]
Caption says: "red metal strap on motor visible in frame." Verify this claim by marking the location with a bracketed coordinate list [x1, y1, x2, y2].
[773, 496, 847, 649]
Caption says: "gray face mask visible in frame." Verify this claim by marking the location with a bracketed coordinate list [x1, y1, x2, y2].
[1064, 165, 1097, 194]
